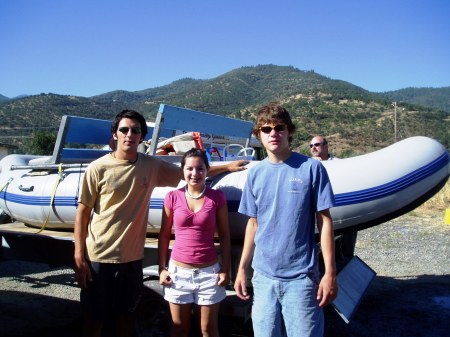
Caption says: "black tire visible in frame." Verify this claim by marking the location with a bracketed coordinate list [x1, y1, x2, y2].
[0, 211, 12, 224]
[335, 231, 358, 272]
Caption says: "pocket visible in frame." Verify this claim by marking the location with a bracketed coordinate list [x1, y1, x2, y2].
[166, 265, 184, 289]
[202, 269, 219, 287]
[212, 262, 222, 274]
[306, 272, 319, 287]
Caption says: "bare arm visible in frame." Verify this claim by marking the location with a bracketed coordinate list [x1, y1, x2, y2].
[316, 209, 338, 307]
[208, 160, 250, 177]
[233, 217, 258, 300]
[74, 202, 93, 289]
[216, 204, 231, 287]
[158, 205, 173, 285]
[173, 159, 249, 182]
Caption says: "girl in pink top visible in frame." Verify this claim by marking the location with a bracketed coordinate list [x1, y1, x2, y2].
[158, 148, 231, 337]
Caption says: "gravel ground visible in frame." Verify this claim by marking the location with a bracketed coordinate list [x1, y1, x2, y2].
[325, 211, 450, 337]
[1, 211, 449, 337]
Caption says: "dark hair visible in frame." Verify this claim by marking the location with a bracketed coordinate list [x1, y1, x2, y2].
[253, 103, 296, 144]
[181, 148, 210, 170]
[111, 109, 148, 139]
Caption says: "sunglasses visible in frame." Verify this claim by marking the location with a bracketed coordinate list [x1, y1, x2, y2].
[309, 142, 324, 148]
[118, 126, 142, 135]
[260, 125, 286, 134]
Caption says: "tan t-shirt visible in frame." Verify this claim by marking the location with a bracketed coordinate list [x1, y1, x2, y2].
[78, 152, 180, 263]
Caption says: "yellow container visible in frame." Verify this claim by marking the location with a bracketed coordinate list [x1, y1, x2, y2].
[445, 208, 450, 225]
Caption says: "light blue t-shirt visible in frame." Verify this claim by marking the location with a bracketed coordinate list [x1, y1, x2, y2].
[238, 152, 335, 280]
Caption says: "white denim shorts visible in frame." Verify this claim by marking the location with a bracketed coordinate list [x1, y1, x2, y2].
[163, 261, 226, 305]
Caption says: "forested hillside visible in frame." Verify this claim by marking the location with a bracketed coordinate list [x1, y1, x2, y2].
[0, 65, 448, 156]
[382, 87, 450, 113]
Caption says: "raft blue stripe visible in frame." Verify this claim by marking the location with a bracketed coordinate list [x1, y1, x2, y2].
[334, 152, 449, 206]
[150, 199, 164, 209]
[0, 193, 77, 207]
[1, 152, 448, 211]
[0, 191, 167, 209]
[0, 192, 167, 209]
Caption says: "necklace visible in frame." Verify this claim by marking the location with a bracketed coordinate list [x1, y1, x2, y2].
[185, 184, 206, 199]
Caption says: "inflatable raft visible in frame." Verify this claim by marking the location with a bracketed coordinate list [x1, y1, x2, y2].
[0, 136, 448, 239]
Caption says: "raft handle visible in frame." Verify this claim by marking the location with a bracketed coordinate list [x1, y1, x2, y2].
[18, 185, 34, 192]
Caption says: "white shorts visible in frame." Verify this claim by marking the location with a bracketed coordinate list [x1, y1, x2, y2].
[163, 261, 226, 305]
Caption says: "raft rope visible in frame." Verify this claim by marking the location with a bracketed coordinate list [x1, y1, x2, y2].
[0, 177, 13, 195]
[75, 163, 83, 208]
[37, 164, 64, 233]
[0, 178, 14, 215]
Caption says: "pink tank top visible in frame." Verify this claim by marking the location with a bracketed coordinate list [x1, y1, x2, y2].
[164, 187, 226, 264]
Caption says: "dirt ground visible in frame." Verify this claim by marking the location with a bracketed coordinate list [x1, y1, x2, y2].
[1, 211, 449, 337]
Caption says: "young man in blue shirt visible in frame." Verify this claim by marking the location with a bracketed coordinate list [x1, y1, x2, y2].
[234, 104, 337, 337]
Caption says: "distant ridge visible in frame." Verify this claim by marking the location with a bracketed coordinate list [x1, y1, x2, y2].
[382, 86, 450, 112]
[0, 65, 448, 155]
[0, 94, 31, 101]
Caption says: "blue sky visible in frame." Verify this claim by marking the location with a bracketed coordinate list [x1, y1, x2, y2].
[1, 0, 449, 98]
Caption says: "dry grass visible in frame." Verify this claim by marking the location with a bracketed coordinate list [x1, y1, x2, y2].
[414, 179, 449, 214]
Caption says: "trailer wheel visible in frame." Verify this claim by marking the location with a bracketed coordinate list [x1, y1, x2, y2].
[0, 211, 12, 224]
[134, 285, 171, 337]
[335, 231, 358, 272]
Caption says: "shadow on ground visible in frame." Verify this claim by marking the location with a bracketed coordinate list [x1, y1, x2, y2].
[1, 271, 449, 337]
[324, 274, 450, 337]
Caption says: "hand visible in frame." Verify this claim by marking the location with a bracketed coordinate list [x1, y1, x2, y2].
[234, 270, 251, 300]
[217, 272, 230, 287]
[74, 256, 92, 290]
[317, 273, 338, 307]
[159, 270, 172, 286]
[227, 160, 250, 172]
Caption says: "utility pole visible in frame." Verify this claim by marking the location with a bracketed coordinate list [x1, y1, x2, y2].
[392, 102, 397, 142]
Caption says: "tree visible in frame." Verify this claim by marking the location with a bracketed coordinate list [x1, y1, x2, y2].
[28, 131, 57, 155]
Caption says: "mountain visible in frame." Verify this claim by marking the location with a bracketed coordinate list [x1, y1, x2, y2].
[0, 94, 31, 101]
[382, 87, 450, 112]
[0, 65, 448, 156]
[92, 65, 383, 117]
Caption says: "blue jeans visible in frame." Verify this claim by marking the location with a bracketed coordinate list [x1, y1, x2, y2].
[251, 271, 323, 337]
